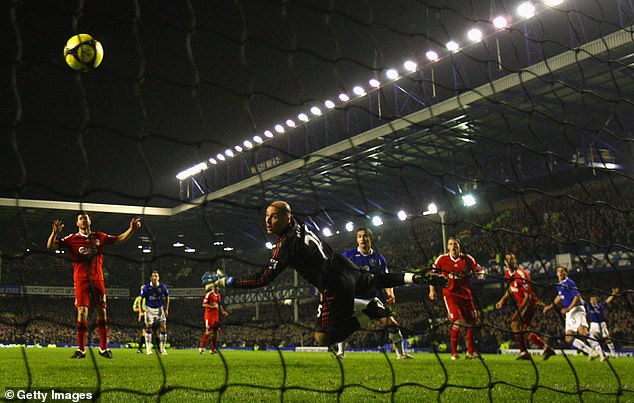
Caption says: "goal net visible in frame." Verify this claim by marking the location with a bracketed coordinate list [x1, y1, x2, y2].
[1, 0, 633, 401]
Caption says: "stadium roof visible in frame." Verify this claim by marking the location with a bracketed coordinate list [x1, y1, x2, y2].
[1, 25, 633, 259]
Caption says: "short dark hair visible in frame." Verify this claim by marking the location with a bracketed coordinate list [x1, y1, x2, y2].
[357, 227, 373, 239]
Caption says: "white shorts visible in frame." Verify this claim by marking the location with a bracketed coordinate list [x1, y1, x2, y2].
[589, 321, 610, 339]
[144, 306, 166, 326]
[565, 305, 588, 333]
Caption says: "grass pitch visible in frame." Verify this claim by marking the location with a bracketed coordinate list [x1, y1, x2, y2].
[1, 347, 632, 402]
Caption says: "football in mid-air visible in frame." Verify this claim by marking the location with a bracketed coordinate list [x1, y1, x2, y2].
[63, 34, 103, 71]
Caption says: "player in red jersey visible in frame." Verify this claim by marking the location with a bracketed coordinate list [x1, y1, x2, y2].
[429, 237, 484, 360]
[495, 253, 555, 360]
[199, 282, 229, 354]
[47, 211, 141, 359]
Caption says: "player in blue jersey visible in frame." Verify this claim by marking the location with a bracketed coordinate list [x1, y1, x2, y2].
[336, 228, 413, 359]
[141, 271, 171, 355]
[585, 288, 619, 357]
[543, 266, 605, 360]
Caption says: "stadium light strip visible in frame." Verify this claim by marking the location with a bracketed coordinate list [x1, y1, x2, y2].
[0, 198, 172, 216]
[177, 1, 570, 179]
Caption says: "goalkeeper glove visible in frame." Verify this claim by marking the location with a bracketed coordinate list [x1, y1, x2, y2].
[204, 273, 234, 290]
[201, 271, 214, 285]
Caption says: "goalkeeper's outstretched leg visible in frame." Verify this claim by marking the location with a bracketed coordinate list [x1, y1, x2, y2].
[374, 271, 449, 289]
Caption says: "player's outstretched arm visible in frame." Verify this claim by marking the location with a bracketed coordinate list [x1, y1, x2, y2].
[47, 219, 64, 249]
[543, 295, 561, 314]
[495, 290, 509, 310]
[605, 288, 620, 304]
[115, 218, 141, 244]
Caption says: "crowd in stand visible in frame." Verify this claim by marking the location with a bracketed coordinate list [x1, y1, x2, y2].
[0, 178, 633, 351]
[0, 277, 631, 353]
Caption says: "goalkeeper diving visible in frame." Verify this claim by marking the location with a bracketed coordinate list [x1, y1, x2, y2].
[201, 201, 448, 347]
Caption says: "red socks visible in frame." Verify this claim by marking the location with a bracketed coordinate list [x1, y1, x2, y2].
[200, 333, 209, 349]
[450, 327, 460, 356]
[76, 321, 88, 351]
[466, 328, 475, 355]
[527, 332, 546, 349]
[96, 319, 108, 350]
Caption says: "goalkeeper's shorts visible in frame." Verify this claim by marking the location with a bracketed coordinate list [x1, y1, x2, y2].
[315, 268, 378, 340]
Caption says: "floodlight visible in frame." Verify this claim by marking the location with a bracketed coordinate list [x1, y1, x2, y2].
[517, 2, 535, 18]
[426, 50, 439, 62]
[424, 203, 438, 215]
[397, 210, 407, 221]
[386, 69, 399, 80]
[403, 60, 417, 71]
[467, 28, 483, 42]
[446, 40, 460, 52]
[352, 86, 366, 96]
[462, 194, 477, 207]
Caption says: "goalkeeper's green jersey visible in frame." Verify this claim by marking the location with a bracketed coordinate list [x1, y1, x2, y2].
[133, 295, 145, 312]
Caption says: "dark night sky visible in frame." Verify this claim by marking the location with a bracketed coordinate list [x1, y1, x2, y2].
[0, 0, 622, 206]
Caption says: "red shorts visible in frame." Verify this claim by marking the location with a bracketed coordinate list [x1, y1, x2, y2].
[513, 303, 537, 328]
[443, 295, 477, 323]
[204, 316, 220, 331]
[74, 279, 107, 308]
